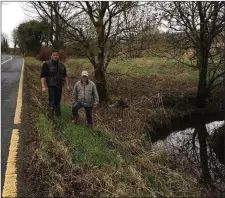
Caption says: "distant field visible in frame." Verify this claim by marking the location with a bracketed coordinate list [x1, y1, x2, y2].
[25, 56, 199, 80]
[66, 57, 199, 80]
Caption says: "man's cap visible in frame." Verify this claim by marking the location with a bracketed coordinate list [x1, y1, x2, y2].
[81, 71, 88, 77]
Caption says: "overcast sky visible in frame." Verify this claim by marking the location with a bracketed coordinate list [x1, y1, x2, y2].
[2, 2, 30, 47]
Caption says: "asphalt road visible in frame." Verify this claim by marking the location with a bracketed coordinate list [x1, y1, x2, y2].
[1, 55, 23, 189]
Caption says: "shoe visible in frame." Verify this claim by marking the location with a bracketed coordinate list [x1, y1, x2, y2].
[48, 107, 54, 121]
[55, 106, 61, 117]
[72, 115, 79, 124]
[87, 124, 93, 128]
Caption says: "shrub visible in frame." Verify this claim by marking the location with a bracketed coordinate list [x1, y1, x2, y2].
[38, 47, 52, 61]
[59, 49, 67, 62]
[37, 47, 67, 62]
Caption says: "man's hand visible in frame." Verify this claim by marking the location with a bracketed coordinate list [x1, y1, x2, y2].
[42, 86, 46, 92]
[67, 85, 70, 91]
[93, 104, 98, 109]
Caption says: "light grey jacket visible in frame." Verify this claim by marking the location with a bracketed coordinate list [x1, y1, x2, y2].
[72, 79, 99, 107]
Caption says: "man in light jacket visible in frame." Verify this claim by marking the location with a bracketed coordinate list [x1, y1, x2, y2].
[72, 71, 99, 128]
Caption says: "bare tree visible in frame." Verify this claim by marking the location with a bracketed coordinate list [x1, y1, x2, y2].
[28, 1, 149, 102]
[157, 2, 225, 108]
[122, 5, 158, 58]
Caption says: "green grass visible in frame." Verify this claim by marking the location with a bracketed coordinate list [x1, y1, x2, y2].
[34, 107, 200, 196]
[63, 125, 117, 166]
[108, 57, 198, 78]
[25, 56, 199, 80]
[46, 105, 119, 167]
[187, 72, 199, 80]
[36, 114, 55, 142]
[144, 171, 155, 187]
[66, 57, 199, 80]
[25, 57, 44, 66]
[66, 58, 92, 76]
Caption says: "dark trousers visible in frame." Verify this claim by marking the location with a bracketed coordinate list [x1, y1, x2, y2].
[72, 102, 93, 124]
[48, 86, 62, 108]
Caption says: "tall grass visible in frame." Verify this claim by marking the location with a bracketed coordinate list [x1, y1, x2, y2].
[24, 57, 200, 197]
[34, 103, 200, 197]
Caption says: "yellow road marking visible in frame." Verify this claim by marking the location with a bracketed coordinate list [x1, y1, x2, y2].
[14, 58, 24, 124]
[2, 58, 24, 197]
[2, 129, 19, 197]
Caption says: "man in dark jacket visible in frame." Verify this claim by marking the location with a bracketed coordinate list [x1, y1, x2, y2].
[40, 49, 70, 120]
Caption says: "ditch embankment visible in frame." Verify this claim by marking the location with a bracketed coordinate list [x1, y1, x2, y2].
[23, 57, 224, 197]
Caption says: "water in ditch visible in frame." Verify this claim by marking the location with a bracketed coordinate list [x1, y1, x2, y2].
[151, 120, 225, 195]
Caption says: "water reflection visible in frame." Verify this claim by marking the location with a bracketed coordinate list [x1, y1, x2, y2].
[153, 121, 225, 194]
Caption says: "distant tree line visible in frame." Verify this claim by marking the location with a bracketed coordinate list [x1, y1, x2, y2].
[1, 33, 9, 53]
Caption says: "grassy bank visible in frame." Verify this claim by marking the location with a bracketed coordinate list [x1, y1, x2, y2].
[24, 57, 201, 197]
[65, 57, 199, 141]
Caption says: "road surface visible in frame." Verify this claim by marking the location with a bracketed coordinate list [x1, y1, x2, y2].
[1, 55, 23, 191]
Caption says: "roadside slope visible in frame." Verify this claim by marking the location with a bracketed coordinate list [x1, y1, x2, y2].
[23, 57, 201, 197]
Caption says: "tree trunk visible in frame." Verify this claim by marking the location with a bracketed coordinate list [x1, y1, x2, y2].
[95, 6, 109, 103]
[196, 46, 209, 108]
[49, 5, 54, 46]
[196, 124, 211, 184]
[53, 2, 60, 49]
[94, 65, 109, 102]
[13, 43, 16, 54]
[196, 67, 207, 108]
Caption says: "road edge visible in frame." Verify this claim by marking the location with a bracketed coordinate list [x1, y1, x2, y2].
[2, 58, 24, 197]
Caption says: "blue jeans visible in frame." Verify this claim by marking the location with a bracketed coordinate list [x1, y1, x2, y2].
[48, 86, 62, 108]
[72, 102, 93, 124]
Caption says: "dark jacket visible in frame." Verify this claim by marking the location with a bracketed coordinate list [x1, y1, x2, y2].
[40, 60, 67, 87]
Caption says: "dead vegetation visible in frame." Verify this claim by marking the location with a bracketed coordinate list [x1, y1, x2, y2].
[65, 69, 198, 144]
[22, 57, 224, 197]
